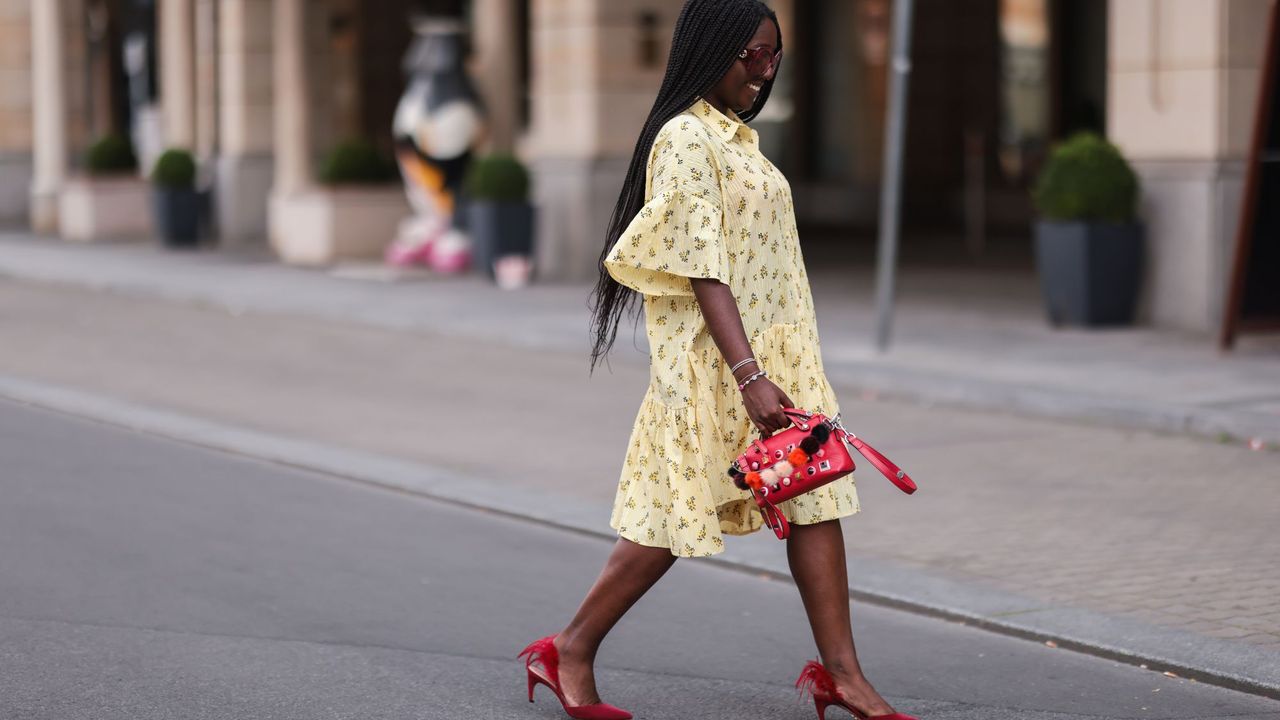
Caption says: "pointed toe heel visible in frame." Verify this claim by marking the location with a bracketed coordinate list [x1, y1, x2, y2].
[519, 635, 633, 720]
[796, 659, 918, 720]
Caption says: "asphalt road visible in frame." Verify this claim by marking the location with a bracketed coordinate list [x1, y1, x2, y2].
[2, 398, 1278, 720]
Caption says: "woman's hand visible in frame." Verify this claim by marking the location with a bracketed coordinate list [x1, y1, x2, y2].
[740, 376, 795, 436]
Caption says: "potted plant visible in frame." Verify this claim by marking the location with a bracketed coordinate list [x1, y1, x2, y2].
[59, 133, 153, 241]
[151, 149, 200, 248]
[86, 134, 138, 175]
[1032, 132, 1143, 326]
[318, 139, 400, 185]
[270, 138, 409, 266]
[464, 153, 535, 282]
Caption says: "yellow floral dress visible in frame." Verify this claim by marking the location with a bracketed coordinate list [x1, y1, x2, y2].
[603, 99, 860, 558]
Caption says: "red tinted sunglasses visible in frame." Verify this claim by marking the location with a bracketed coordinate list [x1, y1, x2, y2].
[738, 46, 783, 77]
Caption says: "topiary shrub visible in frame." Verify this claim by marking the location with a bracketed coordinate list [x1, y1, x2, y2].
[85, 134, 138, 176]
[1033, 132, 1139, 223]
[464, 153, 531, 203]
[318, 139, 399, 185]
[151, 149, 197, 190]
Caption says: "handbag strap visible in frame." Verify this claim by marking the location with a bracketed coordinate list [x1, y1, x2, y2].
[781, 408, 814, 425]
[830, 415, 917, 495]
[757, 496, 791, 539]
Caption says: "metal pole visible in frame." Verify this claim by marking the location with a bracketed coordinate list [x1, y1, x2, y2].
[873, 0, 915, 352]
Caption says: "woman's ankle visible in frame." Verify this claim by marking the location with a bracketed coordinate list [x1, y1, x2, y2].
[821, 657, 863, 684]
[819, 661, 891, 710]
[554, 631, 598, 664]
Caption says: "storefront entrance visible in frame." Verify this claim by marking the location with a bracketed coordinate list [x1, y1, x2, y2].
[772, 0, 1107, 268]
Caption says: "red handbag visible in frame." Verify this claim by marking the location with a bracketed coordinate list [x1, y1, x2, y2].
[729, 409, 916, 539]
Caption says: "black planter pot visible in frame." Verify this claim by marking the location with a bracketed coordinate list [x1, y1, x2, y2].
[152, 187, 200, 248]
[1034, 220, 1144, 326]
[466, 200, 535, 279]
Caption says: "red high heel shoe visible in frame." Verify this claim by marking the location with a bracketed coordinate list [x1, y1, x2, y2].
[518, 636, 633, 720]
[796, 660, 918, 720]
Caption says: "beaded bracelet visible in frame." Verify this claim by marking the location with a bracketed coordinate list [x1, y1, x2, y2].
[729, 357, 757, 374]
[738, 370, 768, 392]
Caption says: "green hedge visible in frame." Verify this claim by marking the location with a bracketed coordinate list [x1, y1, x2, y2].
[151, 149, 197, 190]
[464, 154, 530, 203]
[318, 139, 399, 184]
[85, 134, 138, 176]
[1033, 132, 1139, 223]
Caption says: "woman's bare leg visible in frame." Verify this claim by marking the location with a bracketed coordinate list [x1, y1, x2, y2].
[787, 519, 896, 715]
[552, 537, 677, 705]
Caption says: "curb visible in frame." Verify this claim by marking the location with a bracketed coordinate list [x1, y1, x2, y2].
[3, 374, 1277, 701]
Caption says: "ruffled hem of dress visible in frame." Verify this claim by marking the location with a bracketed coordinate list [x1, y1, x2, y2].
[609, 391, 751, 557]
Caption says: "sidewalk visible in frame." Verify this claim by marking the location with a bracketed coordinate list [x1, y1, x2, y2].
[3, 231, 1278, 445]
[1, 232, 1278, 697]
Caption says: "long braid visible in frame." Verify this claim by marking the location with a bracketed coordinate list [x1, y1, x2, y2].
[589, 0, 781, 372]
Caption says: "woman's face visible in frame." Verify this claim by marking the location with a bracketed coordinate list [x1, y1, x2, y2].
[706, 19, 780, 115]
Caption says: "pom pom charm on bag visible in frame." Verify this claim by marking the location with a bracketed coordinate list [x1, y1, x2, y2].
[810, 423, 831, 444]
[727, 419, 840, 493]
[726, 460, 766, 492]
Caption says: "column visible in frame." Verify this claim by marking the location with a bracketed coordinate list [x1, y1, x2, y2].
[266, 0, 311, 253]
[216, 0, 274, 243]
[194, 0, 218, 159]
[1107, 0, 1272, 333]
[526, 0, 675, 282]
[29, 0, 68, 233]
[0, 0, 33, 223]
[272, 0, 309, 197]
[159, 0, 197, 149]
[471, 0, 521, 152]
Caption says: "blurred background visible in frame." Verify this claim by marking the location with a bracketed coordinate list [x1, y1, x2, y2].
[1, 0, 1273, 334]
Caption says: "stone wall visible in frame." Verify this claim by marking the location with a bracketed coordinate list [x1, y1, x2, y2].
[528, 0, 682, 282]
[1108, 0, 1272, 332]
[0, 0, 32, 223]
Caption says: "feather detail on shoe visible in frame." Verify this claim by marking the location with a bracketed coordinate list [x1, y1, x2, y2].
[518, 635, 560, 687]
[795, 659, 841, 700]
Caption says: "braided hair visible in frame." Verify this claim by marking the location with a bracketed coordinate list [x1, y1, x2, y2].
[588, 0, 781, 372]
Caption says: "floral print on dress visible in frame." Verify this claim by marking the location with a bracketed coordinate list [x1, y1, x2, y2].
[604, 99, 860, 558]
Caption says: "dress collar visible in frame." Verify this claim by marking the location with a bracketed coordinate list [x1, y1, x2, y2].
[691, 97, 749, 143]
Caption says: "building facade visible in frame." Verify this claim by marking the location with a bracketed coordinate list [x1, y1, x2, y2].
[0, 0, 1272, 334]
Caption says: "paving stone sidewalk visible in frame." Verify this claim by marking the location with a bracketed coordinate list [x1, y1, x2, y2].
[0, 233, 1278, 693]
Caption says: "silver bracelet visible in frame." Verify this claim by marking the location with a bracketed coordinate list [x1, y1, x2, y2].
[738, 370, 768, 391]
[729, 357, 757, 374]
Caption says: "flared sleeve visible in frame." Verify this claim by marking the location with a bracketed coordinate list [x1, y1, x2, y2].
[604, 118, 730, 297]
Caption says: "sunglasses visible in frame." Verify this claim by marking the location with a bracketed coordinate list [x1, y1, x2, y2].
[737, 46, 783, 78]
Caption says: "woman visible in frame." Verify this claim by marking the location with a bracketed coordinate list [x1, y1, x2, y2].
[520, 1, 916, 718]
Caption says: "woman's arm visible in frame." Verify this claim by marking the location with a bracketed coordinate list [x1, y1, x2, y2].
[691, 278, 794, 435]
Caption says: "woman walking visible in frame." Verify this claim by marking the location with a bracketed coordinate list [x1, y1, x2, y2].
[520, 1, 917, 718]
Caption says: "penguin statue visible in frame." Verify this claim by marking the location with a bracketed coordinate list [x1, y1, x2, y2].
[389, 18, 485, 272]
